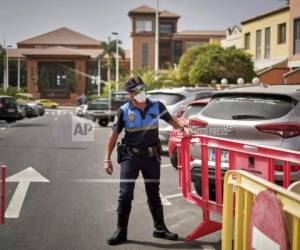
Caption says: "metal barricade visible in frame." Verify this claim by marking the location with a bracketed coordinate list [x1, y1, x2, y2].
[222, 170, 300, 250]
[1, 164, 6, 224]
[177, 134, 300, 241]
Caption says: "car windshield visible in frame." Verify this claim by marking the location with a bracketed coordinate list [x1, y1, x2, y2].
[88, 102, 108, 110]
[2, 97, 16, 105]
[184, 104, 206, 119]
[201, 94, 296, 120]
[147, 93, 184, 106]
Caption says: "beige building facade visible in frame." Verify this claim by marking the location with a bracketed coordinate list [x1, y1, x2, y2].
[221, 26, 243, 49]
[288, 0, 300, 68]
[241, 6, 290, 72]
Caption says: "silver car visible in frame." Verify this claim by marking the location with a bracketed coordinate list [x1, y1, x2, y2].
[147, 87, 215, 150]
[190, 84, 300, 198]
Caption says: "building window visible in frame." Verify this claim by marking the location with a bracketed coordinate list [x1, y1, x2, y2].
[278, 23, 286, 44]
[142, 43, 148, 68]
[160, 23, 172, 34]
[265, 27, 271, 59]
[256, 30, 262, 60]
[294, 18, 300, 54]
[136, 20, 152, 33]
[173, 41, 182, 64]
[186, 41, 206, 49]
[159, 42, 170, 49]
[244, 33, 250, 50]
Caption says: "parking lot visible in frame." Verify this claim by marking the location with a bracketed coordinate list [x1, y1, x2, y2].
[0, 110, 221, 250]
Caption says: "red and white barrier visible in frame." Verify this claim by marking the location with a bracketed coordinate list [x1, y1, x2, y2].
[1, 164, 6, 224]
[177, 133, 300, 241]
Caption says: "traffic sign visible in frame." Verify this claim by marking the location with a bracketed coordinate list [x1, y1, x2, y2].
[249, 190, 289, 250]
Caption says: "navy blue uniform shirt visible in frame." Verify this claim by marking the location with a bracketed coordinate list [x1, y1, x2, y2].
[112, 98, 172, 148]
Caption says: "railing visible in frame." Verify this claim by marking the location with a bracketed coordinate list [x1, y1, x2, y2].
[222, 170, 300, 250]
[177, 133, 300, 241]
[1, 164, 6, 224]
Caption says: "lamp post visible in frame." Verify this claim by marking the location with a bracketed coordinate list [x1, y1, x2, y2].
[97, 57, 101, 96]
[4, 45, 12, 90]
[112, 32, 119, 91]
[154, 0, 159, 79]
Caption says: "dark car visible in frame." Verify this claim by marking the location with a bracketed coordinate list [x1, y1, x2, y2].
[24, 103, 39, 118]
[0, 96, 19, 123]
[17, 104, 26, 120]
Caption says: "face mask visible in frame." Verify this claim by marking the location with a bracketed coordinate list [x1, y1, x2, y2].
[133, 91, 146, 103]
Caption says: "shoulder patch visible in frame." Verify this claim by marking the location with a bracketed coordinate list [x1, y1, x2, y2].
[113, 115, 118, 124]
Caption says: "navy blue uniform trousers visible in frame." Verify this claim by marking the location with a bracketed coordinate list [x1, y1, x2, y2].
[117, 153, 162, 214]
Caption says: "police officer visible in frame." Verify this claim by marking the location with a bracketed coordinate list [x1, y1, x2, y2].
[104, 77, 185, 245]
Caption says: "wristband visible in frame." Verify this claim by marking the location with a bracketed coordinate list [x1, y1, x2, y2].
[104, 159, 111, 163]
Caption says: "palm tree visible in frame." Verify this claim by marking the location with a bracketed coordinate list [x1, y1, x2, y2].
[98, 37, 125, 82]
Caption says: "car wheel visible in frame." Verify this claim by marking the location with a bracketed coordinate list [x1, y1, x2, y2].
[6, 118, 16, 123]
[170, 148, 178, 169]
[98, 119, 109, 127]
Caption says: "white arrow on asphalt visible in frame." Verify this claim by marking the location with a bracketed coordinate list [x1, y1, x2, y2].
[5, 167, 50, 218]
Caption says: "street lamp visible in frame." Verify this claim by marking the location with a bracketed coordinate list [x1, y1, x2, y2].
[237, 78, 245, 87]
[4, 45, 12, 90]
[252, 77, 260, 85]
[154, 0, 159, 80]
[112, 32, 119, 91]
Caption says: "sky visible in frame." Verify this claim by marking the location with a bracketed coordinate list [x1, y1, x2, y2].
[0, 0, 286, 50]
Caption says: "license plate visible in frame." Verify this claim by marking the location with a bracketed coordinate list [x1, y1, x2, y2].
[209, 150, 229, 162]
[7, 109, 15, 113]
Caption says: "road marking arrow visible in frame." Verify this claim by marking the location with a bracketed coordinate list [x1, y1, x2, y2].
[5, 167, 49, 219]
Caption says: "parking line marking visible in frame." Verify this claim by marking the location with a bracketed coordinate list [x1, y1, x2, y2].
[201, 245, 216, 250]
[164, 193, 182, 199]
[160, 194, 172, 206]
[161, 164, 172, 168]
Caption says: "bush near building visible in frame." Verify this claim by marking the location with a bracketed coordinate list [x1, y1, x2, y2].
[178, 44, 256, 84]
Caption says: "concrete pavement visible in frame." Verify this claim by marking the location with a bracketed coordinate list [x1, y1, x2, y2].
[0, 112, 221, 250]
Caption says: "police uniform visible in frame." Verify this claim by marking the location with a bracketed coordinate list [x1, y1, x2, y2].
[113, 98, 171, 214]
[107, 78, 178, 245]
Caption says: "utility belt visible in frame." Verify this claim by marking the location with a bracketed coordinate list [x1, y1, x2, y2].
[117, 143, 162, 163]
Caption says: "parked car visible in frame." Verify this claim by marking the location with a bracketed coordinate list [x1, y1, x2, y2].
[86, 99, 113, 127]
[190, 84, 300, 198]
[0, 96, 19, 123]
[168, 99, 210, 169]
[17, 104, 26, 120]
[75, 104, 88, 116]
[16, 93, 35, 104]
[147, 87, 215, 151]
[24, 103, 39, 118]
[36, 99, 58, 109]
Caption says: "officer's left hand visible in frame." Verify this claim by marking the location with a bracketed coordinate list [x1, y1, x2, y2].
[104, 161, 113, 175]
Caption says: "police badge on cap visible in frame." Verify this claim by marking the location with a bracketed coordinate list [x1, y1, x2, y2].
[125, 77, 145, 92]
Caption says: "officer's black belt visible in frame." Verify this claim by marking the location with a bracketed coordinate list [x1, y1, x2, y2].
[124, 125, 158, 133]
[125, 145, 160, 157]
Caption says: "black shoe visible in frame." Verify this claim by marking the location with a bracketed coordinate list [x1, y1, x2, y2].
[107, 228, 127, 245]
[150, 207, 178, 241]
[107, 213, 130, 245]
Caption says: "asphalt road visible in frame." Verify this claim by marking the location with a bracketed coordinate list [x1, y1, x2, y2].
[0, 110, 221, 250]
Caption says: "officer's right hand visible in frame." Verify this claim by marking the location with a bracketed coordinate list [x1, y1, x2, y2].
[104, 161, 113, 175]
